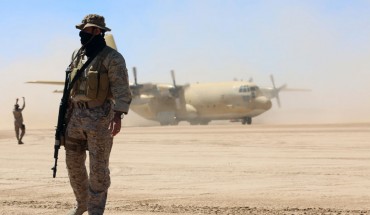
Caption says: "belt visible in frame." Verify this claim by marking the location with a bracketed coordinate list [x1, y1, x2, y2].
[73, 100, 106, 109]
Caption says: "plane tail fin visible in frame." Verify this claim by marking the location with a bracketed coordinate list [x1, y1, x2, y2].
[104, 34, 117, 51]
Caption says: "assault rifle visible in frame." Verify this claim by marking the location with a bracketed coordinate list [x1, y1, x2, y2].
[52, 65, 72, 178]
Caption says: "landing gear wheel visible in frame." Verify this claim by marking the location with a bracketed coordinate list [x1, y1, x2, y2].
[242, 117, 252, 125]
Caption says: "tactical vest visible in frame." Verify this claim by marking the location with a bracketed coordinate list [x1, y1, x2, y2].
[70, 47, 112, 107]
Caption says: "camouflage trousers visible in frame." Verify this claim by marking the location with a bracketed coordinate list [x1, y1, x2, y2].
[65, 101, 114, 215]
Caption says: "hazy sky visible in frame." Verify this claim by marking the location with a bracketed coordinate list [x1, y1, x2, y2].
[1, 0, 369, 129]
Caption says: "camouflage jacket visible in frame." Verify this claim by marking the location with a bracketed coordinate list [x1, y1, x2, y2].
[70, 46, 132, 114]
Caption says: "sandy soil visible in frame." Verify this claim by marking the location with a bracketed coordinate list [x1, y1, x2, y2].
[0, 123, 370, 215]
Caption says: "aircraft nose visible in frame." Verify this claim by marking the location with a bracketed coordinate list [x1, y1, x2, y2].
[254, 96, 272, 110]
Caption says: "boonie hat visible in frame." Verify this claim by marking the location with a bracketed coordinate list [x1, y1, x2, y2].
[76, 14, 111, 32]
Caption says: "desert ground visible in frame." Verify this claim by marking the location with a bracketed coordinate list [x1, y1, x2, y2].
[1, 123, 370, 215]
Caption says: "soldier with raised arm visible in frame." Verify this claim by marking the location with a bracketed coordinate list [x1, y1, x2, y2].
[13, 97, 26, 144]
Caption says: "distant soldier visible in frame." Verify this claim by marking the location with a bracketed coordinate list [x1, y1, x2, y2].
[64, 14, 132, 215]
[13, 97, 26, 144]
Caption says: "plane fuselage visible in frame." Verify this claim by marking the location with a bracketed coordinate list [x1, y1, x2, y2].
[130, 81, 272, 125]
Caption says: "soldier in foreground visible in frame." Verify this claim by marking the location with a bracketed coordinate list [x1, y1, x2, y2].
[63, 14, 132, 215]
[13, 97, 26, 144]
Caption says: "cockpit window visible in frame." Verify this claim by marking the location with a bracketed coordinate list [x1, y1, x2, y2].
[239, 85, 259, 93]
[239, 85, 250, 93]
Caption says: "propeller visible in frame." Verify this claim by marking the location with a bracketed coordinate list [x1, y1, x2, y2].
[133, 67, 138, 85]
[169, 70, 181, 98]
[130, 67, 144, 97]
[168, 70, 185, 110]
[270, 75, 286, 108]
[130, 67, 162, 97]
[171, 70, 177, 87]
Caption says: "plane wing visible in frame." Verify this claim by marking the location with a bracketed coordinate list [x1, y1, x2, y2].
[25, 80, 176, 97]
[26, 80, 64, 85]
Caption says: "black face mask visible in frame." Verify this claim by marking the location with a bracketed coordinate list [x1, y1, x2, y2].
[79, 31, 94, 46]
[79, 31, 106, 57]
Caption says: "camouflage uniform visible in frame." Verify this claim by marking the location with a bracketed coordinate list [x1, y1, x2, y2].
[13, 98, 25, 144]
[65, 14, 131, 215]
